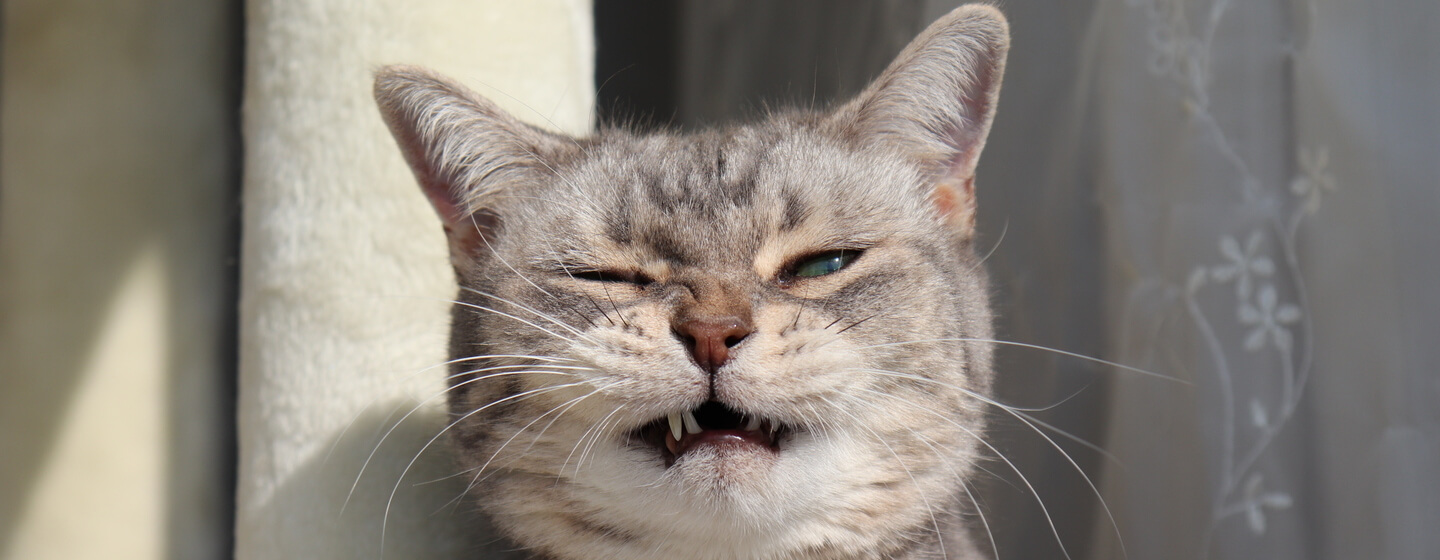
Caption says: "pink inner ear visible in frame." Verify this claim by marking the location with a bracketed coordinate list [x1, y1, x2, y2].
[930, 174, 977, 234]
[401, 141, 497, 256]
[417, 170, 467, 229]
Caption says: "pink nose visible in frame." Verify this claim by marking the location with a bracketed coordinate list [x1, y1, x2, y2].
[674, 317, 752, 373]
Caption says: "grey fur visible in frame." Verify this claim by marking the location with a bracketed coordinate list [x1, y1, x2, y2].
[375, 5, 1009, 559]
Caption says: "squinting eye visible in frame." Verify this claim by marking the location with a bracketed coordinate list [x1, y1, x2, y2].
[790, 250, 859, 279]
[572, 269, 652, 286]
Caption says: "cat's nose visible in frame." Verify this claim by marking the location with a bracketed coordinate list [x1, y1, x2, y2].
[675, 317, 752, 373]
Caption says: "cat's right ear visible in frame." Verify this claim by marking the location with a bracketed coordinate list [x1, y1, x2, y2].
[828, 5, 1008, 239]
[373, 66, 574, 257]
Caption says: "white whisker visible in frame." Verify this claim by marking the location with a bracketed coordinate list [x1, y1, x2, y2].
[345, 366, 584, 513]
[857, 337, 1188, 385]
[860, 388, 1077, 560]
[380, 380, 596, 556]
[822, 396, 947, 559]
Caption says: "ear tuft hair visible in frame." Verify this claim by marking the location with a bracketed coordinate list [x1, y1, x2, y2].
[373, 66, 575, 252]
[830, 5, 1009, 236]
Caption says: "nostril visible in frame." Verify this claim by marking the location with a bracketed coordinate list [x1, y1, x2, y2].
[674, 317, 753, 373]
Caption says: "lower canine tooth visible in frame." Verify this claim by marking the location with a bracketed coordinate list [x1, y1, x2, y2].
[668, 413, 684, 441]
[683, 411, 702, 434]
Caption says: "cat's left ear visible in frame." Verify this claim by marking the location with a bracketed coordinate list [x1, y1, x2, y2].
[374, 65, 576, 258]
[831, 5, 1008, 238]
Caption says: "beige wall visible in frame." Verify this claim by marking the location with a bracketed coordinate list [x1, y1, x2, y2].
[0, 1, 238, 558]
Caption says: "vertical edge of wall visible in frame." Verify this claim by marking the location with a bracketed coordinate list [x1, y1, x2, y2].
[235, 1, 593, 557]
[0, 1, 239, 558]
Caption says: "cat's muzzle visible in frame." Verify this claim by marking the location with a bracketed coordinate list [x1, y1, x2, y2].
[632, 401, 788, 467]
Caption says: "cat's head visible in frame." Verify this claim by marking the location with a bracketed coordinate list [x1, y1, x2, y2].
[375, 5, 1007, 559]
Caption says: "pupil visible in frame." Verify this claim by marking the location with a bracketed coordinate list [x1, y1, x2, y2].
[799, 253, 846, 277]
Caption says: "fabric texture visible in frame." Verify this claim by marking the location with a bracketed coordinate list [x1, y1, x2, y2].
[1080, 1, 1440, 558]
[236, 2, 592, 557]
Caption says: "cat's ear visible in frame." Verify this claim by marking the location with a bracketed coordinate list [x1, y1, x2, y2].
[373, 65, 575, 256]
[831, 5, 1008, 238]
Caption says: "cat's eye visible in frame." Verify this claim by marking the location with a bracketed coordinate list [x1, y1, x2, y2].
[572, 269, 652, 286]
[784, 250, 860, 281]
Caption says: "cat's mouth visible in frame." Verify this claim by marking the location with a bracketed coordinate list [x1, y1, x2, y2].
[633, 401, 787, 467]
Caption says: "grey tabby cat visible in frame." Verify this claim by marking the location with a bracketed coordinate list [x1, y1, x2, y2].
[374, 5, 1007, 559]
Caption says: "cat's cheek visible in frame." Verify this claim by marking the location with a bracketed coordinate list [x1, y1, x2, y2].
[716, 348, 865, 419]
[570, 327, 709, 411]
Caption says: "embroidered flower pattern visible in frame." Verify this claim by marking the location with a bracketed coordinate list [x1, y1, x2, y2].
[1249, 398, 1269, 429]
[1238, 284, 1302, 352]
[1290, 146, 1337, 215]
[1242, 474, 1293, 535]
[1129, 0, 1328, 549]
[1211, 231, 1275, 299]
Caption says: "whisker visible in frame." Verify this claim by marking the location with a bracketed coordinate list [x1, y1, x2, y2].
[834, 313, 878, 335]
[790, 296, 808, 331]
[969, 217, 1008, 273]
[597, 279, 633, 330]
[840, 393, 999, 560]
[475, 216, 562, 301]
[456, 288, 600, 344]
[326, 350, 578, 468]
[545, 242, 617, 327]
[380, 380, 596, 556]
[822, 396, 947, 559]
[860, 388, 1077, 560]
[445, 382, 626, 512]
[344, 367, 584, 513]
[850, 368, 1117, 461]
[572, 403, 629, 477]
[450, 298, 591, 346]
[857, 337, 1189, 385]
[856, 381, 1126, 558]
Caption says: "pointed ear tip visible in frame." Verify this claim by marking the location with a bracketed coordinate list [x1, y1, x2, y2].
[944, 4, 1011, 45]
[373, 65, 433, 92]
[951, 4, 1008, 25]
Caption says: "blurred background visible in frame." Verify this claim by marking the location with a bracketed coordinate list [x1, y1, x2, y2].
[3, 0, 1436, 559]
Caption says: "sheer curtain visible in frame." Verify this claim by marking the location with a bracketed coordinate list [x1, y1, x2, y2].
[1076, 0, 1440, 558]
[679, 1, 1440, 558]
[663, 2, 1420, 558]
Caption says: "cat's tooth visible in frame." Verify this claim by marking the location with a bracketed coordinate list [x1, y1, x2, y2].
[745, 416, 761, 432]
[683, 410, 702, 434]
[668, 412, 684, 442]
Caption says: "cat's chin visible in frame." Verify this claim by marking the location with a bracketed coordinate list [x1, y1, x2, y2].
[663, 438, 782, 484]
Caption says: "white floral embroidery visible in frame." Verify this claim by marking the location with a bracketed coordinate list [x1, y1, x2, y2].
[1241, 474, 1294, 535]
[1291, 146, 1338, 215]
[1238, 284, 1302, 352]
[1249, 398, 1269, 429]
[1211, 231, 1275, 299]
[1127, 0, 1329, 551]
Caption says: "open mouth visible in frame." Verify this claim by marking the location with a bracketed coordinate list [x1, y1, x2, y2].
[633, 401, 787, 467]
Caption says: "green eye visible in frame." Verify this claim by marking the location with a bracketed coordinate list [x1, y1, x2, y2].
[791, 250, 859, 279]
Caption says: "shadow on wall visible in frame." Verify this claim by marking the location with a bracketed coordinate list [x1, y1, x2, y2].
[0, 0, 240, 558]
[252, 400, 520, 559]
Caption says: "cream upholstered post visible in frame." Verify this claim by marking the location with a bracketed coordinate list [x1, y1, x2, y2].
[237, 2, 593, 557]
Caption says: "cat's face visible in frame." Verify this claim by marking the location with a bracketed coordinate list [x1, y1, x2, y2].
[376, 6, 1007, 559]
